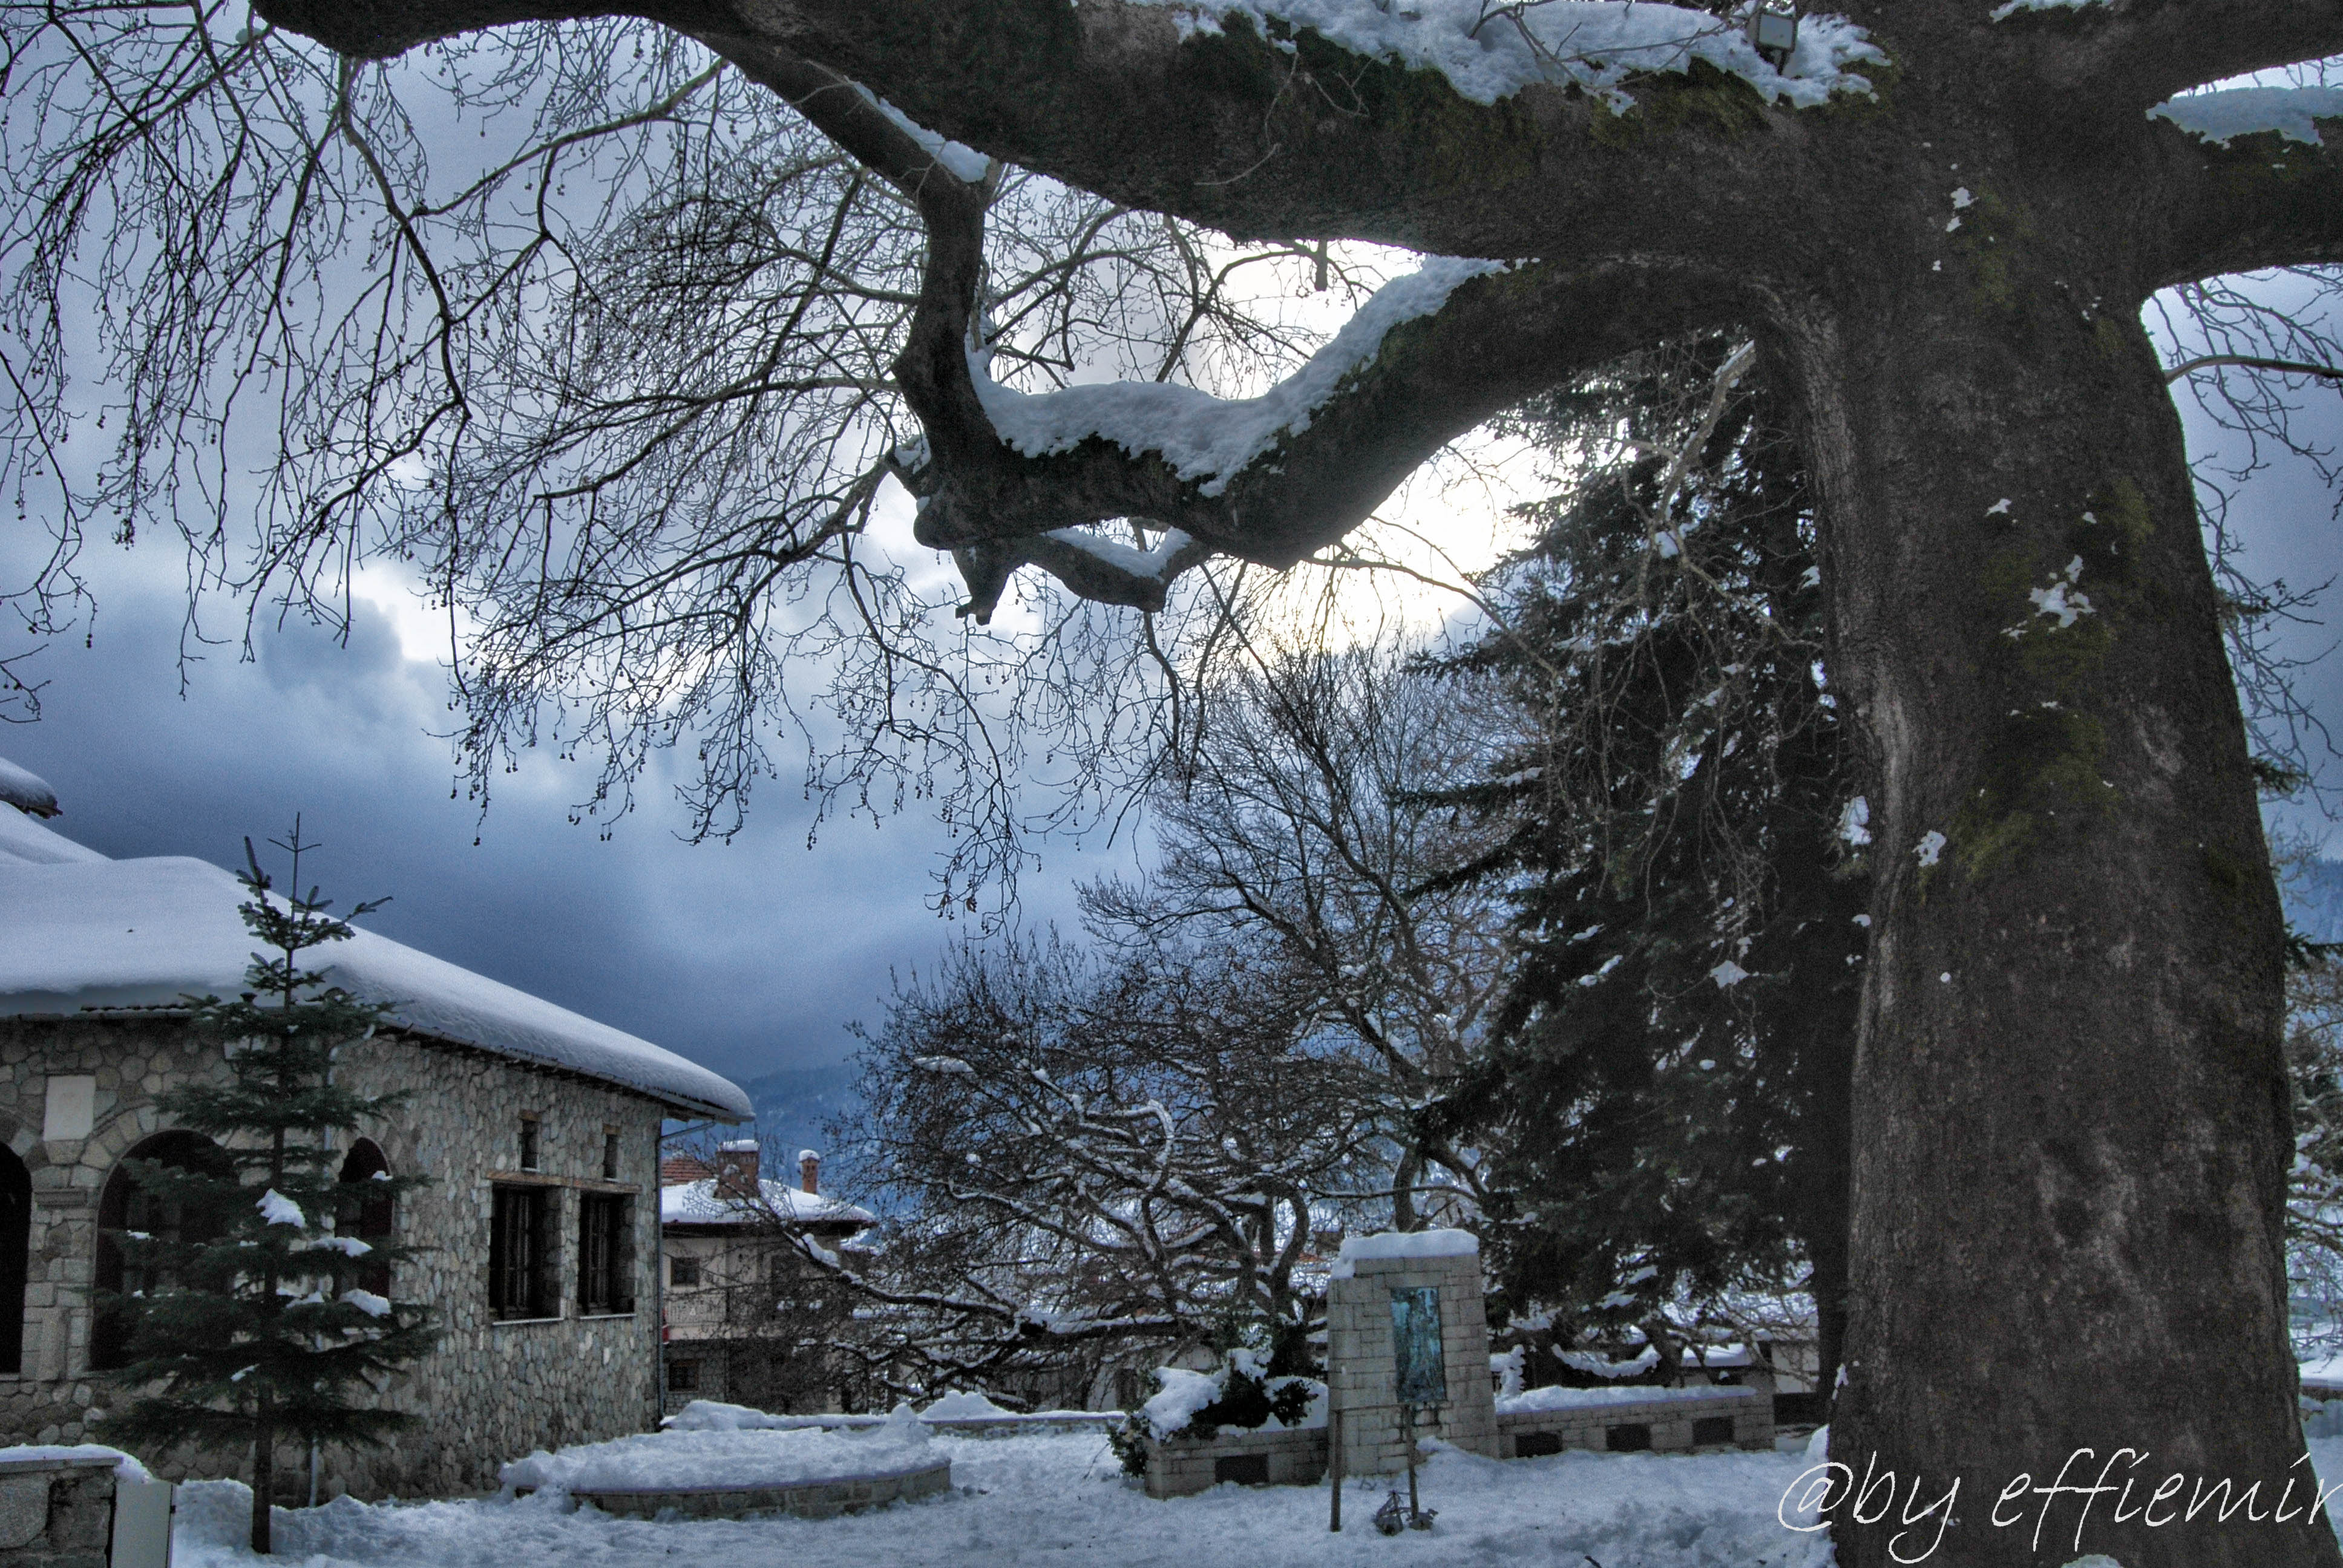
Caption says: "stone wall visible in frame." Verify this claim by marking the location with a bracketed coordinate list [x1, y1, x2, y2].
[1324, 1247, 1498, 1475]
[0, 1014, 672, 1498]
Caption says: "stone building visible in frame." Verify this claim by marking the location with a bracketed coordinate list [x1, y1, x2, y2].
[0, 776, 753, 1498]
[660, 1142, 872, 1416]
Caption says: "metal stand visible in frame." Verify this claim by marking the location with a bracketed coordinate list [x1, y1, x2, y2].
[1328, 1408, 1343, 1532]
[1400, 1404, 1437, 1530]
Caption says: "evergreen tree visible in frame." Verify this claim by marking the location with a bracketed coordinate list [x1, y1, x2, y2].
[1424, 335, 1866, 1394]
[99, 823, 437, 1554]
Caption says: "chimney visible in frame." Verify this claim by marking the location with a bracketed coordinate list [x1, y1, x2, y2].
[714, 1139, 760, 1200]
[799, 1149, 821, 1195]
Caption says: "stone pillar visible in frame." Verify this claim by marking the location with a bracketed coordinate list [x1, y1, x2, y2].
[1324, 1230, 1498, 1475]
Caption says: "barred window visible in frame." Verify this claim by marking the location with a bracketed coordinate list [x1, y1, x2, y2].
[578, 1192, 634, 1316]
[670, 1254, 702, 1289]
[489, 1184, 554, 1319]
[667, 1358, 700, 1392]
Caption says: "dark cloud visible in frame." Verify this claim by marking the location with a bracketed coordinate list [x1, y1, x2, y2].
[1, 563, 1122, 1091]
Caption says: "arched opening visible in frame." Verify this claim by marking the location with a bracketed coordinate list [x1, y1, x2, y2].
[1, 1145, 29, 1374]
[338, 1138, 395, 1298]
[93, 1130, 233, 1371]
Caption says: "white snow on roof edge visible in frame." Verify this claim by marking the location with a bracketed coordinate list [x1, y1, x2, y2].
[0, 853, 752, 1120]
[661, 1176, 873, 1227]
[0, 756, 60, 817]
[0, 808, 106, 866]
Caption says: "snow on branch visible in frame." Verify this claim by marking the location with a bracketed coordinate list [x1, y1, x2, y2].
[853, 87, 991, 183]
[969, 259, 1507, 495]
[2153, 86, 2343, 148]
[1989, 0, 2108, 20]
[1135, 0, 1881, 111]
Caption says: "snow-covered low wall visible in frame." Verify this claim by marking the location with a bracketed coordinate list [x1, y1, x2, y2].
[1142, 1425, 1328, 1500]
[0, 1447, 154, 1566]
[1494, 1383, 1773, 1457]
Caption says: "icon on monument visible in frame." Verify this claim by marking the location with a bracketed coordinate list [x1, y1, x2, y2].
[1389, 1287, 1446, 1406]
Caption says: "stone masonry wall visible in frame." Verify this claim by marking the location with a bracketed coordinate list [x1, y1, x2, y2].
[1, 1014, 669, 1498]
[1324, 1248, 1498, 1475]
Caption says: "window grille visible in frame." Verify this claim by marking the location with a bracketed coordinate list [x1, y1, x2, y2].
[489, 1184, 554, 1319]
[578, 1192, 634, 1315]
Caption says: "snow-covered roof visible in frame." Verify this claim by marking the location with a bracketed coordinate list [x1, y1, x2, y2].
[0, 830, 752, 1121]
[0, 808, 104, 866]
[661, 1176, 873, 1230]
[0, 756, 61, 818]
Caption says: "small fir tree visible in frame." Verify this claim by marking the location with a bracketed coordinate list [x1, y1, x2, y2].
[99, 822, 437, 1554]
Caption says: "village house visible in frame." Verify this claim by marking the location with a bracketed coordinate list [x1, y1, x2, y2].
[0, 763, 754, 1498]
[660, 1140, 872, 1416]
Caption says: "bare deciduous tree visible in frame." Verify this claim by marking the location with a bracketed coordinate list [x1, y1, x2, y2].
[8, 3, 2343, 1561]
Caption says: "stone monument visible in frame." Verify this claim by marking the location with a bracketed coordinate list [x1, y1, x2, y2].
[1323, 1229, 1498, 1475]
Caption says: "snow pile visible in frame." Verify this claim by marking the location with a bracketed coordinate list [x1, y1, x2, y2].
[0, 851, 750, 1119]
[920, 1391, 1014, 1420]
[662, 1400, 873, 1432]
[1558, 1345, 1662, 1378]
[1133, 0, 1881, 112]
[1327, 1226, 1477, 1278]
[1136, 1353, 1328, 1440]
[1138, 1368, 1225, 1439]
[1497, 1382, 1761, 1414]
[1492, 1346, 1525, 1400]
[2153, 87, 2343, 148]
[503, 1406, 934, 1497]
[0, 756, 59, 817]
[971, 259, 1504, 495]
[0, 1443, 151, 1481]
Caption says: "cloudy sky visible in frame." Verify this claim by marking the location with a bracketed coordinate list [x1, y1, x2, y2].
[4, 318, 2341, 1103]
[0, 515, 1140, 1094]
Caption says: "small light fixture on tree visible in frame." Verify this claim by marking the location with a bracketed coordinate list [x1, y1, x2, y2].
[1746, 1, 1798, 70]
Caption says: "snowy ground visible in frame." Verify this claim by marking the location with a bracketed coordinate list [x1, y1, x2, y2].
[166, 1432, 2343, 1567]
[172, 1429, 1830, 1568]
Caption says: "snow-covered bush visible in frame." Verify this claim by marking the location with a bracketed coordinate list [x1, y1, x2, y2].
[1109, 1346, 1326, 1475]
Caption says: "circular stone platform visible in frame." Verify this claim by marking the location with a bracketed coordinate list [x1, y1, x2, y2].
[571, 1455, 952, 1520]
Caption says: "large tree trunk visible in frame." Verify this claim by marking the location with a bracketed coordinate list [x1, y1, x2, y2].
[1776, 237, 2332, 1566]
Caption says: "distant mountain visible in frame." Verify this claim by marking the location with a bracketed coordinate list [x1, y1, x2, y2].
[736, 1062, 863, 1165]
[2286, 859, 2343, 947]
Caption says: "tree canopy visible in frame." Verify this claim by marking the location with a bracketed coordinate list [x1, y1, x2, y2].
[10, 2, 2343, 1563]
